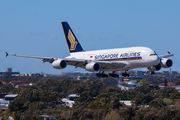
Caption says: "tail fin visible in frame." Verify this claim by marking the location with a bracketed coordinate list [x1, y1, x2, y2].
[61, 22, 84, 53]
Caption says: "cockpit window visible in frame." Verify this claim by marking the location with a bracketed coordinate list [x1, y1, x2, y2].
[150, 54, 157, 56]
[150, 53, 157, 56]
[150, 51, 157, 56]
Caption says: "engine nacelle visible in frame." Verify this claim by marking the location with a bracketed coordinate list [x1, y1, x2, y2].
[52, 59, 67, 69]
[85, 62, 100, 72]
[147, 63, 161, 71]
[160, 58, 173, 68]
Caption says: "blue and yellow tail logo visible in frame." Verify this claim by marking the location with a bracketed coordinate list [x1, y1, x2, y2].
[61, 22, 84, 53]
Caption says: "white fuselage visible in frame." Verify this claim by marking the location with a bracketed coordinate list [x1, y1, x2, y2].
[66, 47, 160, 71]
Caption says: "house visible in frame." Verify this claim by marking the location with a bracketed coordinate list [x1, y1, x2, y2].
[61, 94, 80, 108]
[159, 82, 175, 87]
[1, 81, 7, 85]
[9, 80, 29, 88]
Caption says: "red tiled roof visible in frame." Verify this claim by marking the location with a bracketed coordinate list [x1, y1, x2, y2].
[1, 81, 7, 84]
[159, 82, 175, 86]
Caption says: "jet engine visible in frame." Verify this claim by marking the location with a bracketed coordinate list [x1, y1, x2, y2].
[51, 59, 67, 69]
[160, 58, 173, 68]
[147, 63, 161, 71]
[85, 62, 100, 72]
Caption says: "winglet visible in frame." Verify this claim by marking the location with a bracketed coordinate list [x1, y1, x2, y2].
[5, 51, 9, 57]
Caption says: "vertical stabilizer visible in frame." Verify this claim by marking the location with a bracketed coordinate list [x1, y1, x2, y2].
[61, 22, 84, 53]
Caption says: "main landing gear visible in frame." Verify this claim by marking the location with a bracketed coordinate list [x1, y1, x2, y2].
[122, 71, 130, 77]
[109, 71, 119, 78]
[96, 71, 130, 78]
[96, 72, 108, 78]
[96, 71, 119, 78]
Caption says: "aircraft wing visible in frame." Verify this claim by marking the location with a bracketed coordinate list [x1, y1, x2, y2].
[96, 61, 127, 70]
[6, 52, 56, 63]
[65, 59, 127, 70]
[6, 52, 127, 70]
[159, 54, 174, 58]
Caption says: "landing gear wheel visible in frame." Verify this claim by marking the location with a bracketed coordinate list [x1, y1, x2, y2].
[109, 72, 119, 78]
[150, 71, 155, 74]
[96, 72, 109, 78]
[122, 71, 130, 77]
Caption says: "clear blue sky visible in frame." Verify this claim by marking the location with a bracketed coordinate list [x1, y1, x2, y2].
[0, 0, 179, 74]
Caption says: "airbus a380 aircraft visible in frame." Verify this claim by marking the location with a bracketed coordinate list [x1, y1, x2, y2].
[6, 22, 174, 78]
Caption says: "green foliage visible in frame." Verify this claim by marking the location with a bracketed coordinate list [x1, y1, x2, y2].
[139, 79, 148, 86]
[149, 98, 167, 107]
[101, 78, 118, 87]
[2, 109, 11, 118]
[0, 80, 3, 87]
[92, 109, 107, 120]
[134, 93, 154, 106]
[158, 87, 179, 98]
[175, 99, 180, 106]
[152, 84, 160, 90]
[117, 93, 135, 100]
[163, 98, 172, 105]
[0, 85, 13, 93]
[105, 110, 121, 120]
[9, 88, 60, 112]
[109, 96, 121, 109]
[87, 101, 111, 110]
[134, 107, 174, 120]
[119, 106, 135, 120]
[96, 93, 112, 103]
[175, 78, 180, 85]
[132, 85, 158, 94]
[4, 76, 180, 120]
[75, 91, 94, 107]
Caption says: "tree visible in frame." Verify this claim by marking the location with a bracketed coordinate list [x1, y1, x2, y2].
[109, 96, 121, 109]
[96, 93, 111, 103]
[175, 78, 180, 85]
[149, 98, 167, 107]
[0, 80, 3, 87]
[0, 85, 13, 93]
[75, 91, 94, 106]
[134, 107, 174, 120]
[139, 80, 148, 86]
[101, 78, 118, 87]
[158, 87, 178, 98]
[119, 106, 135, 120]
[87, 101, 110, 110]
[134, 97, 142, 107]
[134, 93, 153, 106]
[105, 110, 121, 120]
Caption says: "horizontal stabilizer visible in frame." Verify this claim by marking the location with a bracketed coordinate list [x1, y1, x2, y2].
[5, 51, 9, 57]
